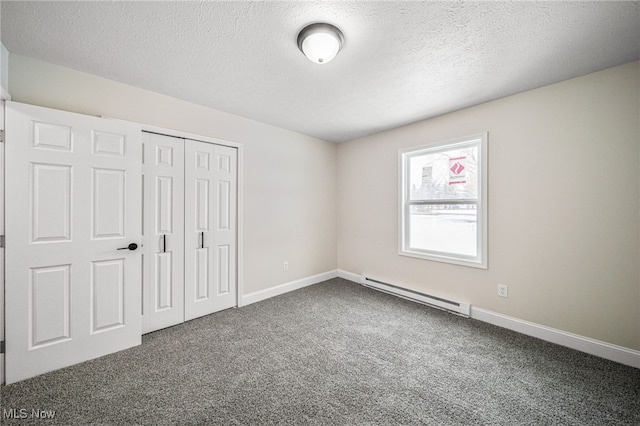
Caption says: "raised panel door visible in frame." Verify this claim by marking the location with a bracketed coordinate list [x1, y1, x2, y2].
[184, 140, 237, 320]
[141, 133, 185, 333]
[5, 101, 142, 384]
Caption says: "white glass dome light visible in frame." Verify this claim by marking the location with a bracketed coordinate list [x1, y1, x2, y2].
[297, 23, 344, 64]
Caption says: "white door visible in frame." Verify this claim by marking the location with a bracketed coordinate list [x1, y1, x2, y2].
[184, 140, 237, 320]
[142, 133, 184, 333]
[5, 102, 142, 384]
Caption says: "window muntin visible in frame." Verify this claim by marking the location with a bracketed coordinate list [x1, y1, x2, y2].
[400, 134, 487, 268]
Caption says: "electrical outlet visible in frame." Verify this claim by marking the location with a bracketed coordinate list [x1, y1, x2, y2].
[497, 284, 508, 298]
[283, 261, 289, 272]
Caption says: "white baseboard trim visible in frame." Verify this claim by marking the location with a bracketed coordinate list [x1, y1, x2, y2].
[337, 269, 361, 283]
[241, 270, 339, 307]
[471, 307, 640, 369]
[338, 269, 640, 369]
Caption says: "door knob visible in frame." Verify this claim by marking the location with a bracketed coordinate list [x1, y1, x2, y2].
[117, 243, 138, 251]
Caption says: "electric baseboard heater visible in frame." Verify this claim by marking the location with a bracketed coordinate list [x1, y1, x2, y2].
[361, 275, 471, 317]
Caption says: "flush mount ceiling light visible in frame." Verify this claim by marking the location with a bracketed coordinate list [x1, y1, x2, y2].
[297, 23, 344, 64]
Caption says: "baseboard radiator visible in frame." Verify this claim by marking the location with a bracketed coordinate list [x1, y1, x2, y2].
[360, 275, 471, 317]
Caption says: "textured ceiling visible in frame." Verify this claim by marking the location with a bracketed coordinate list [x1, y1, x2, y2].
[2, 1, 639, 143]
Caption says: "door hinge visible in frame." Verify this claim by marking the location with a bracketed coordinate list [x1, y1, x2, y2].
[0, 341, 4, 354]
[0, 129, 4, 143]
[0, 235, 4, 248]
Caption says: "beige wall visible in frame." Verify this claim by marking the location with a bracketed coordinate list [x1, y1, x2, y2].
[8, 54, 338, 296]
[338, 61, 640, 350]
[8, 53, 640, 351]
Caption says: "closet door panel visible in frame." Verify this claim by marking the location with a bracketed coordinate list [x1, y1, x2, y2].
[212, 145, 237, 309]
[185, 141, 214, 320]
[185, 140, 237, 320]
[142, 133, 184, 333]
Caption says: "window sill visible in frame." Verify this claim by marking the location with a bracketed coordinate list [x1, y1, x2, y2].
[399, 249, 487, 270]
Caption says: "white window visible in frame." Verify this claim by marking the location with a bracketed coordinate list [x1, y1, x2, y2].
[399, 133, 487, 268]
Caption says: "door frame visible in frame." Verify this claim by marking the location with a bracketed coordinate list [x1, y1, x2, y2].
[0, 88, 10, 384]
[116, 120, 244, 310]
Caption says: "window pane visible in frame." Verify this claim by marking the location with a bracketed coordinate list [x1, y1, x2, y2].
[409, 204, 477, 257]
[409, 145, 478, 201]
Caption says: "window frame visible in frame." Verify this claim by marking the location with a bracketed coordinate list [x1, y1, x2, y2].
[399, 132, 488, 269]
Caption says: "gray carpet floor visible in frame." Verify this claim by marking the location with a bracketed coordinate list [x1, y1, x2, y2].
[1, 278, 639, 425]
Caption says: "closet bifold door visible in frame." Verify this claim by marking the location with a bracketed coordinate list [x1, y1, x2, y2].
[184, 139, 238, 320]
[142, 133, 185, 334]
